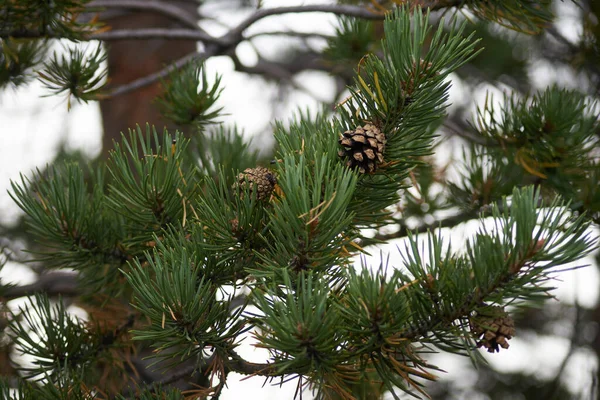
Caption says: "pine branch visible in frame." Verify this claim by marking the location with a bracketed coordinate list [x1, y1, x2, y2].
[443, 118, 500, 147]
[6, 4, 595, 398]
[397, 187, 595, 346]
[138, 363, 198, 394]
[225, 350, 276, 376]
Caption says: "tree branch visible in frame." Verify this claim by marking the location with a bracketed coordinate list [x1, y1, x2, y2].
[87, 0, 200, 29]
[224, 5, 383, 42]
[226, 350, 277, 376]
[442, 117, 500, 147]
[1, 3, 466, 98]
[245, 30, 334, 42]
[363, 209, 479, 245]
[2, 271, 79, 300]
[107, 48, 213, 97]
[1, 28, 222, 43]
[90, 28, 222, 43]
[224, 0, 466, 42]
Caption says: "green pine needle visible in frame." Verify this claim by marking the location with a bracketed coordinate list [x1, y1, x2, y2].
[155, 61, 224, 129]
[0, 38, 47, 89]
[38, 44, 107, 109]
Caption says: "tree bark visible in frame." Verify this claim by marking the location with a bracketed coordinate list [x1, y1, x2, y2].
[99, 1, 198, 157]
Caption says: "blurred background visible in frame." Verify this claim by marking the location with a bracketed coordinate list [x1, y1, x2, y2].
[1, 0, 599, 398]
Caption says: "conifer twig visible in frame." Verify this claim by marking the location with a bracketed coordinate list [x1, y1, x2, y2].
[225, 350, 277, 376]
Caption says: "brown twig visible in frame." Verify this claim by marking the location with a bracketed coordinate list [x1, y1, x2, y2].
[225, 350, 277, 376]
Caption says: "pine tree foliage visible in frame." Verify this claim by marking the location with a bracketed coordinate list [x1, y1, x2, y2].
[335, 9, 480, 228]
[155, 62, 224, 129]
[37, 44, 107, 109]
[325, 17, 376, 74]
[450, 87, 600, 222]
[1, 1, 599, 399]
[192, 125, 261, 185]
[465, 0, 553, 33]
[0, 0, 99, 38]
[0, 38, 46, 89]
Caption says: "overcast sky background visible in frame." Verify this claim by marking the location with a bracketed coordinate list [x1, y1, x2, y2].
[0, 0, 598, 398]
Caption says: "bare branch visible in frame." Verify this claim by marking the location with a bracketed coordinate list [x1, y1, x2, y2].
[361, 209, 479, 246]
[107, 48, 215, 97]
[245, 30, 334, 42]
[0, 28, 222, 43]
[0, 2, 467, 98]
[102, 2, 463, 97]
[223, 0, 465, 42]
[88, 0, 200, 29]
[224, 5, 383, 42]
[2, 271, 79, 300]
[90, 28, 222, 43]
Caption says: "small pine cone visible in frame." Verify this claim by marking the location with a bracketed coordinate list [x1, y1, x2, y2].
[230, 218, 239, 233]
[338, 123, 386, 174]
[233, 167, 277, 201]
[469, 306, 516, 353]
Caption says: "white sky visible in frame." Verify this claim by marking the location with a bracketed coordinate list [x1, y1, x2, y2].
[0, 0, 598, 398]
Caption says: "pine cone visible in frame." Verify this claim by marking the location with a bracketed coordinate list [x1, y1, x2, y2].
[233, 167, 277, 201]
[338, 123, 386, 174]
[230, 218, 239, 234]
[469, 306, 516, 353]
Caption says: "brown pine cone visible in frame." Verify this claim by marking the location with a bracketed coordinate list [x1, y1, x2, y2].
[338, 123, 386, 174]
[233, 167, 277, 201]
[469, 306, 516, 353]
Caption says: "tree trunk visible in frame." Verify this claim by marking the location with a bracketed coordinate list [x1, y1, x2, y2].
[99, 1, 198, 157]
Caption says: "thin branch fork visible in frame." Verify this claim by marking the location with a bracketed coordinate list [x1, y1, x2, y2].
[105, 4, 380, 97]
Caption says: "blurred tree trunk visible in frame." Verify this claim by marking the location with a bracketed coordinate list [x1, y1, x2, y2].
[95, 2, 205, 389]
[99, 1, 198, 157]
